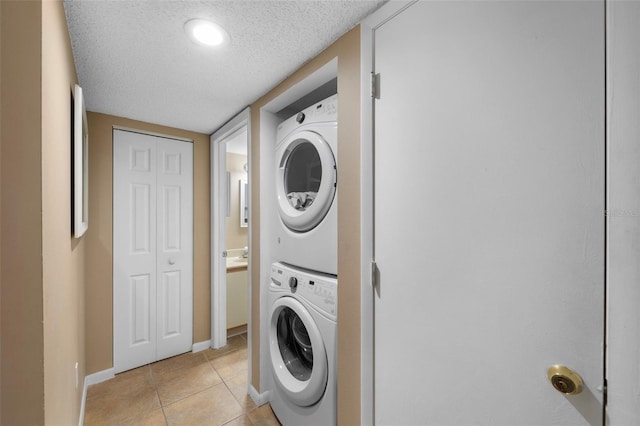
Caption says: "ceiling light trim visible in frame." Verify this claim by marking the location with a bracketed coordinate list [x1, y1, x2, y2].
[184, 19, 229, 47]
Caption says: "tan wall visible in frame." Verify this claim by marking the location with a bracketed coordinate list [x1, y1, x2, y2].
[41, 1, 85, 424]
[0, 1, 46, 424]
[85, 113, 211, 374]
[226, 152, 248, 250]
[250, 26, 362, 425]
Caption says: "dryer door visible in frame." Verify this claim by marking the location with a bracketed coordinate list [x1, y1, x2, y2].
[269, 296, 328, 407]
[276, 130, 336, 232]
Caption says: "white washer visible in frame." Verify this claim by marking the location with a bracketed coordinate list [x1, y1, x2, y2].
[275, 94, 337, 275]
[269, 262, 337, 426]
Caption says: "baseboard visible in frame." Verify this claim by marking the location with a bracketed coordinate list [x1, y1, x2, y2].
[79, 368, 115, 426]
[192, 340, 212, 353]
[85, 367, 116, 386]
[79, 381, 87, 426]
[227, 324, 247, 337]
[249, 384, 271, 406]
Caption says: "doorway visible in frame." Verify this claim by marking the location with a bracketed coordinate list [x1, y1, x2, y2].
[211, 108, 251, 349]
[113, 129, 194, 373]
[225, 128, 249, 337]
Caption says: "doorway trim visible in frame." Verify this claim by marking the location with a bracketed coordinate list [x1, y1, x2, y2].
[210, 107, 252, 349]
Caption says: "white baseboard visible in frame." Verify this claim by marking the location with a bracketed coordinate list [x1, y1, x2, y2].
[249, 384, 271, 406]
[79, 368, 115, 426]
[79, 382, 87, 426]
[85, 367, 116, 386]
[192, 340, 212, 353]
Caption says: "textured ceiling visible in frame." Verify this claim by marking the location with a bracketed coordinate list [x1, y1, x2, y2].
[63, 0, 385, 134]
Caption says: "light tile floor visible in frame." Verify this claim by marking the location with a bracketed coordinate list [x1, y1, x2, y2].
[84, 334, 280, 426]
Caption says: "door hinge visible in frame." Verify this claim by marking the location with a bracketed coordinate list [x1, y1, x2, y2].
[370, 260, 378, 288]
[222, 250, 228, 258]
[371, 72, 380, 100]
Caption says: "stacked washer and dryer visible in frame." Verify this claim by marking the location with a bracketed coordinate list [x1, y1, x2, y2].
[269, 94, 338, 425]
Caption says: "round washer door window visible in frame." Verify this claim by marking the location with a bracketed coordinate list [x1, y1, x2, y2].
[269, 296, 328, 407]
[276, 130, 336, 232]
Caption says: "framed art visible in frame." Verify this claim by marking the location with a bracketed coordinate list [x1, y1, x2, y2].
[73, 84, 89, 238]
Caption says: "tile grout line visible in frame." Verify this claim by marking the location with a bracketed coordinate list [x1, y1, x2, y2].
[157, 388, 170, 426]
[148, 367, 167, 425]
[207, 338, 256, 419]
[157, 349, 239, 411]
[85, 337, 251, 426]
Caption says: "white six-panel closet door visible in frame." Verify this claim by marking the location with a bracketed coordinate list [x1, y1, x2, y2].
[113, 129, 193, 373]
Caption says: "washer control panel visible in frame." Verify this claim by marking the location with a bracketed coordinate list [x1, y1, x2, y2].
[271, 262, 337, 320]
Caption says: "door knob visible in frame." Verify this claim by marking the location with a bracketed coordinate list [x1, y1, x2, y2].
[548, 365, 583, 395]
[168, 258, 176, 265]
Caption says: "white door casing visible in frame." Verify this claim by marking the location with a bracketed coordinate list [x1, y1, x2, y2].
[211, 136, 229, 349]
[210, 109, 251, 351]
[373, 1, 604, 424]
[114, 129, 193, 373]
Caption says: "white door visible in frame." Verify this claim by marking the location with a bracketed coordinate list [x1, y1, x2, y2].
[373, 2, 604, 424]
[114, 129, 193, 373]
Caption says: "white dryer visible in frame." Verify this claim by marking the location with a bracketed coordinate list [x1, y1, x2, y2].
[268, 262, 337, 426]
[275, 94, 337, 275]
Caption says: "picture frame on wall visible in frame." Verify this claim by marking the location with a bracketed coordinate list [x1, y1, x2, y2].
[73, 83, 89, 238]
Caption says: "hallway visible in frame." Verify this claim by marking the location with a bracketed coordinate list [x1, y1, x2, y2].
[83, 334, 279, 425]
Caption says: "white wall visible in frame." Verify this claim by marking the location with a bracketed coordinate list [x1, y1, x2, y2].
[606, 1, 640, 424]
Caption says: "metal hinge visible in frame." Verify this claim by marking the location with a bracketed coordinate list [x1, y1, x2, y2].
[370, 260, 378, 288]
[222, 250, 228, 258]
[371, 72, 380, 99]
[596, 378, 608, 407]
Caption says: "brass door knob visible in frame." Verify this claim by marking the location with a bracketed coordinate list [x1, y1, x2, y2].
[547, 365, 583, 395]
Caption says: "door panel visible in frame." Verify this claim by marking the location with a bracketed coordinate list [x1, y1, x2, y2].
[373, 1, 604, 424]
[114, 132, 157, 372]
[160, 270, 181, 337]
[162, 186, 181, 251]
[130, 183, 151, 253]
[114, 130, 193, 372]
[156, 138, 193, 360]
[130, 274, 151, 345]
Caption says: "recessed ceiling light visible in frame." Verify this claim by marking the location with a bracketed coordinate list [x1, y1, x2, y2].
[184, 19, 229, 47]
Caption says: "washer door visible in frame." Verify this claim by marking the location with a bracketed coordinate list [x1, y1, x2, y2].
[270, 296, 328, 407]
[276, 130, 336, 232]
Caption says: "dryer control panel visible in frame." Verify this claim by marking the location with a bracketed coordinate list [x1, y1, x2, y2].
[271, 262, 337, 320]
[276, 94, 338, 143]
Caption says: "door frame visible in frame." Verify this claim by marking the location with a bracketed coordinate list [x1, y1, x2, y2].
[359, 2, 416, 423]
[210, 108, 252, 349]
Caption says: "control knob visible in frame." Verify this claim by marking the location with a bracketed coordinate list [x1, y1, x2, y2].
[289, 277, 298, 292]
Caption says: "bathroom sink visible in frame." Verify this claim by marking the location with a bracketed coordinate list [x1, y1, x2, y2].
[226, 256, 248, 271]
